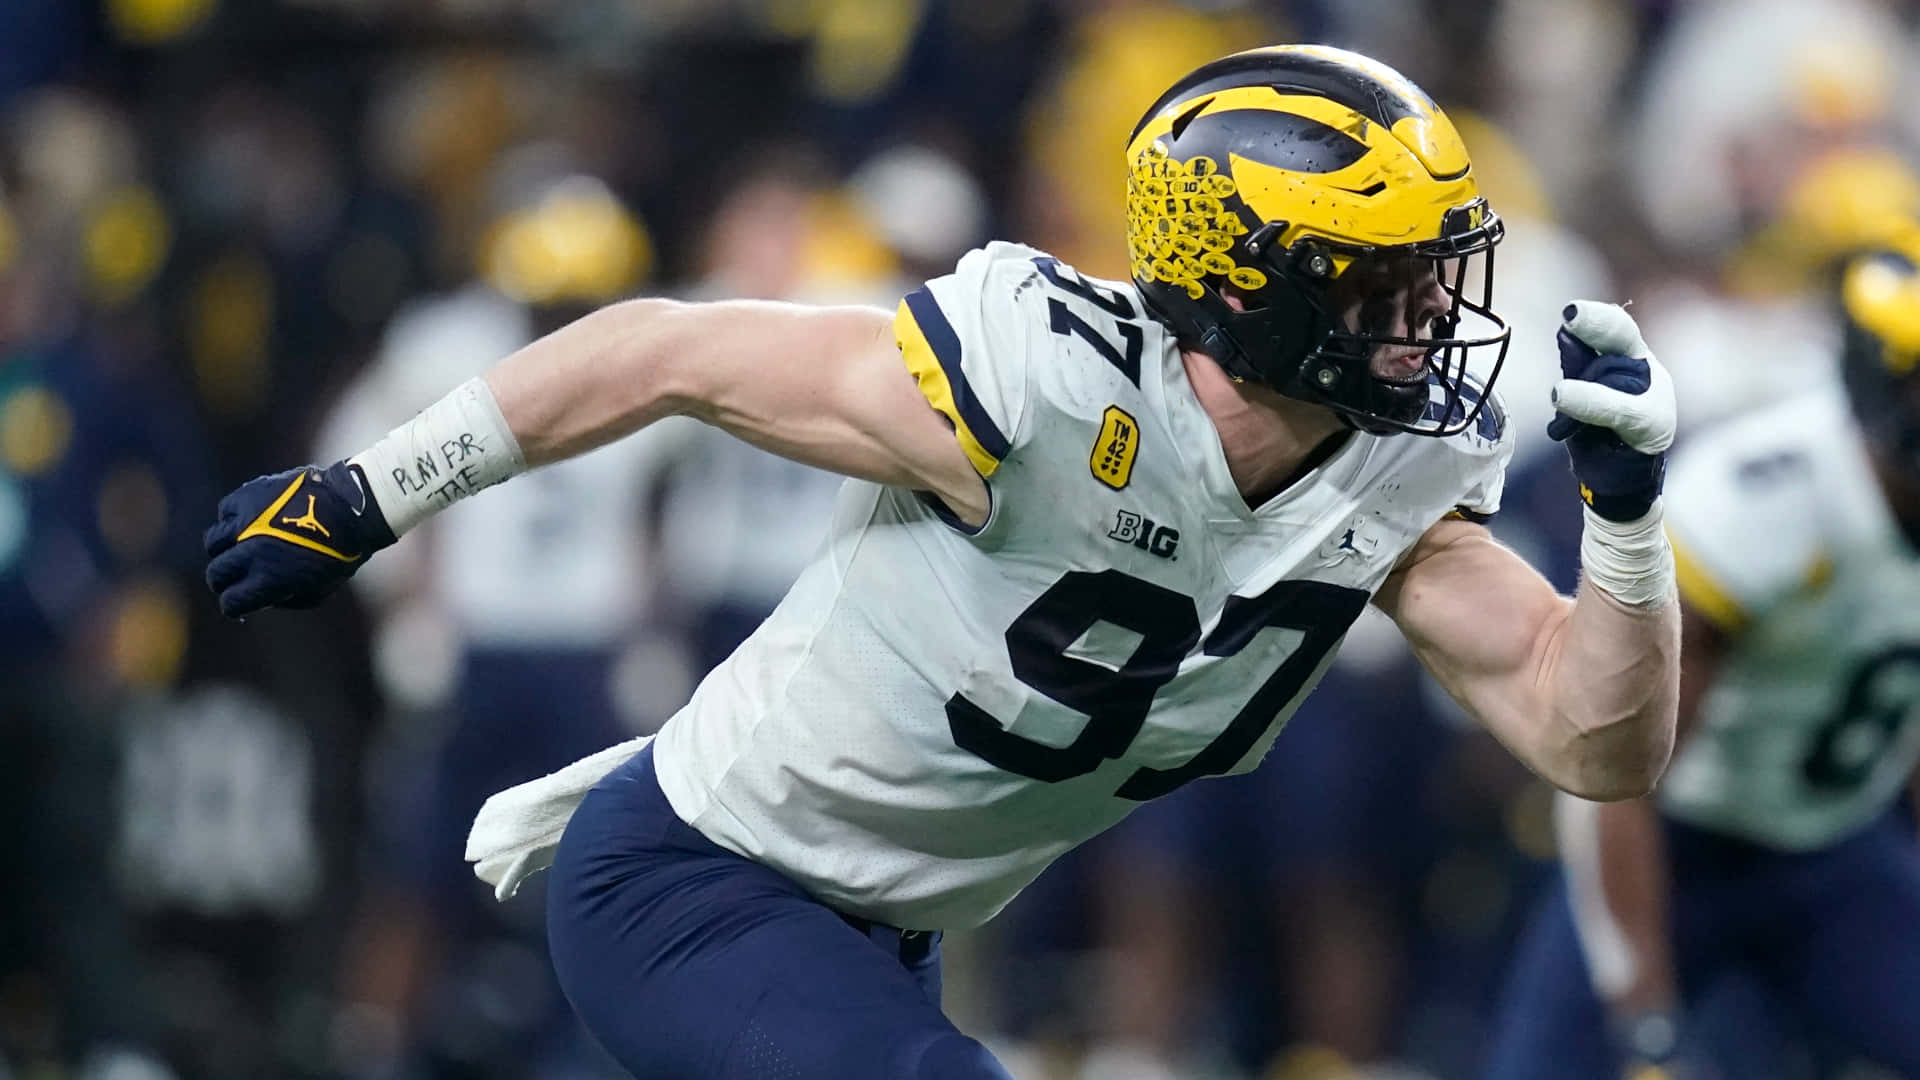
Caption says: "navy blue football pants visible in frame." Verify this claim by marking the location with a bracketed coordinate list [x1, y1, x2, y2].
[546, 746, 1016, 1079]
[1483, 810, 1920, 1079]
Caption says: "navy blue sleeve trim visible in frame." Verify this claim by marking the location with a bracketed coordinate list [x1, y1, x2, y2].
[903, 287, 1011, 461]
[916, 489, 992, 537]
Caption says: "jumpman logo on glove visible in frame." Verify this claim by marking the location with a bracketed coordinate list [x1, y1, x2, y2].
[204, 462, 396, 618]
[280, 495, 331, 537]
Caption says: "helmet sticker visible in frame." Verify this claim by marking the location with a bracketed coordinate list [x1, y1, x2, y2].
[1127, 145, 1255, 301]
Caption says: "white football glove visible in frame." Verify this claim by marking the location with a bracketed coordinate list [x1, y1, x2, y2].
[1548, 301, 1675, 521]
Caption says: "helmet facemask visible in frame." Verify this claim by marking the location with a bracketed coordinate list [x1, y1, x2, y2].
[1198, 207, 1510, 437]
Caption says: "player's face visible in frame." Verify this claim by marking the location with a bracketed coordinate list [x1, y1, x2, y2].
[1326, 255, 1452, 383]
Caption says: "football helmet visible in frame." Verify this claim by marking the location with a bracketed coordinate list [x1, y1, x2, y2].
[1838, 231, 1920, 542]
[1125, 45, 1510, 436]
[481, 173, 652, 308]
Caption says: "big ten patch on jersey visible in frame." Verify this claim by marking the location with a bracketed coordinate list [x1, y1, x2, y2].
[1107, 508, 1179, 558]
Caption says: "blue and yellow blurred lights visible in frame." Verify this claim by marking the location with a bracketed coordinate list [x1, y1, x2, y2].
[764, 0, 926, 104]
[108, 577, 190, 689]
[97, 460, 170, 565]
[0, 198, 18, 276]
[108, 0, 218, 45]
[84, 185, 171, 307]
[190, 251, 275, 418]
[0, 385, 75, 478]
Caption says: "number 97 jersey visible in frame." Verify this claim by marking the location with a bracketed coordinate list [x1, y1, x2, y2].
[651, 242, 1513, 930]
[1659, 388, 1920, 850]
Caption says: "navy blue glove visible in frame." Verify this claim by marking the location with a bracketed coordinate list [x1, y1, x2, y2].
[204, 461, 396, 618]
[1548, 301, 1676, 522]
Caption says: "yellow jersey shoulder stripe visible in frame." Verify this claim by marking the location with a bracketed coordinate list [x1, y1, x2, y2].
[1667, 529, 1746, 633]
[896, 287, 1010, 478]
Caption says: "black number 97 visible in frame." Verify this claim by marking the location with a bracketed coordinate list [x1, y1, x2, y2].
[947, 570, 1369, 800]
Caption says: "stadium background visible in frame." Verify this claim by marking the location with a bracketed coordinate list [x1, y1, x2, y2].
[3, 0, 1918, 1077]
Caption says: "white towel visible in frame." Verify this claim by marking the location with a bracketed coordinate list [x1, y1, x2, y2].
[464, 734, 652, 900]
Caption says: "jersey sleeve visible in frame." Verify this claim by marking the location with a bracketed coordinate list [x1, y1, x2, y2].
[1661, 407, 1827, 634]
[893, 242, 1045, 478]
[1450, 384, 1517, 519]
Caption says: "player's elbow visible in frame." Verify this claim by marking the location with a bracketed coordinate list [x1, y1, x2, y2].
[1547, 708, 1676, 802]
[1558, 762, 1663, 803]
[599, 296, 704, 412]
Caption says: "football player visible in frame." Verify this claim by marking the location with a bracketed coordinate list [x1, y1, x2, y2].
[1483, 233, 1920, 1080]
[203, 47, 1681, 1080]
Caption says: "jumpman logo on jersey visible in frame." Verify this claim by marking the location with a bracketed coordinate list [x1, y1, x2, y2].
[1321, 518, 1380, 565]
[281, 495, 330, 537]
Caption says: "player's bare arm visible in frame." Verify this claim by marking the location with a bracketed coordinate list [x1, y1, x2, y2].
[204, 297, 986, 617]
[1378, 514, 1679, 800]
[485, 298, 985, 520]
[1380, 301, 1682, 801]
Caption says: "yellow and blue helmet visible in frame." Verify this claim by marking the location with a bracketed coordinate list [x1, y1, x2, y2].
[1125, 45, 1510, 435]
[1839, 229, 1920, 538]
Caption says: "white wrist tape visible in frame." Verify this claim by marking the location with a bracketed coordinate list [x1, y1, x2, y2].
[1579, 499, 1675, 608]
[349, 377, 525, 537]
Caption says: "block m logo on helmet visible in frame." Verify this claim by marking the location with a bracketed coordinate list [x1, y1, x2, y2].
[1122, 45, 1511, 438]
[1446, 201, 1488, 235]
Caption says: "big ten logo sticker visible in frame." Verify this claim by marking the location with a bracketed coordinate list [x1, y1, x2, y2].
[1108, 508, 1180, 559]
[1090, 405, 1139, 490]
[1125, 145, 1264, 301]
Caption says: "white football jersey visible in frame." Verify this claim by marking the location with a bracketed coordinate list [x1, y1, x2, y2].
[651, 242, 1513, 930]
[1659, 387, 1920, 850]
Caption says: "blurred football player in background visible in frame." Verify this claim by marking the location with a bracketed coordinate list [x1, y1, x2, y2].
[1623, 0, 1920, 432]
[644, 141, 984, 675]
[1484, 230, 1920, 1080]
[317, 149, 667, 1077]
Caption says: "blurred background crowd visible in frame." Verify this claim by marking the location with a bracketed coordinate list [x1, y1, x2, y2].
[4, 0, 1919, 1078]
